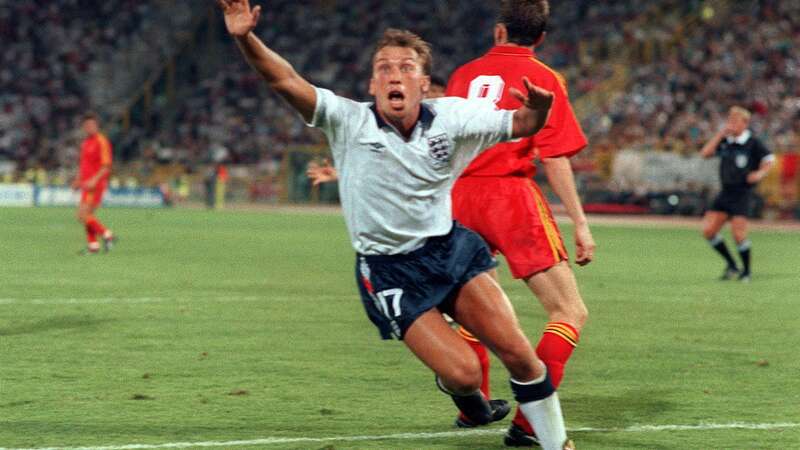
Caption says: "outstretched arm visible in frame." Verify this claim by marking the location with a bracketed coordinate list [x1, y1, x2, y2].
[218, 0, 316, 122]
[541, 157, 595, 266]
[510, 77, 554, 138]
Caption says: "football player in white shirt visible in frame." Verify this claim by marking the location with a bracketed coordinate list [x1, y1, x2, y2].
[218, 1, 573, 448]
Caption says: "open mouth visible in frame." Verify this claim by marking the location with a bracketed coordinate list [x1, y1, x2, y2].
[388, 90, 405, 109]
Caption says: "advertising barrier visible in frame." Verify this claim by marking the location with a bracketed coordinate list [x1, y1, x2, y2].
[0, 185, 164, 208]
[0, 184, 35, 207]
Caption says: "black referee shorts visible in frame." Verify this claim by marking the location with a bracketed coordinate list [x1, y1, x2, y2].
[710, 188, 752, 217]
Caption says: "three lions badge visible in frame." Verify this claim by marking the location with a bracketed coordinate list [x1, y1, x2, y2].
[427, 133, 452, 169]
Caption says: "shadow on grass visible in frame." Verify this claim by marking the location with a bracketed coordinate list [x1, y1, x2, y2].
[0, 315, 113, 336]
[564, 387, 677, 427]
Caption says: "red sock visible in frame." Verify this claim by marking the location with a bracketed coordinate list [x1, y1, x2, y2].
[457, 327, 491, 421]
[513, 322, 580, 434]
[86, 216, 107, 236]
[85, 223, 98, 246]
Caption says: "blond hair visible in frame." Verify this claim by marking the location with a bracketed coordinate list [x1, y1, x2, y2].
[729, 106, 752, 122]
[372, 29, 433, 75]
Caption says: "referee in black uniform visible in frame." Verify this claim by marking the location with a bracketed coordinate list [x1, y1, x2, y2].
[700, 106, 775, 282]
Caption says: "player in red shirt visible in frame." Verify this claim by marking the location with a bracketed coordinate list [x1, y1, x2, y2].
[72, 113, 115, 254]
[446, 1, 594, 445]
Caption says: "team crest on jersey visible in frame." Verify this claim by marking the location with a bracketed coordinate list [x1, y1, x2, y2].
[427, 133, 452, 169]
[735, 154, 749, 169]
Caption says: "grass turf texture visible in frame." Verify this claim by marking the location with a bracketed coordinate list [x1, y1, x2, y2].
[1, 207, 798, 449]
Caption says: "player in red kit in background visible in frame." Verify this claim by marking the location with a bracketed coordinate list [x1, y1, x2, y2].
[446, 1, 594, 446]
[72, 113, 115, 254]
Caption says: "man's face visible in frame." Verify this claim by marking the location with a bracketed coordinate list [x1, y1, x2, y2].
[82, 118, 99, 136]
[726, 112, 748, 136]
[369, 46, 430, 124]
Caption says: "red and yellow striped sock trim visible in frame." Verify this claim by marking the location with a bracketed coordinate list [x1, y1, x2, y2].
[457, 326, 480, 343]
[544, 322, 579, 347]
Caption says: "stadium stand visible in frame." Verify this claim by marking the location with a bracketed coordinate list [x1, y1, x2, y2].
[1, 0, 798, 215]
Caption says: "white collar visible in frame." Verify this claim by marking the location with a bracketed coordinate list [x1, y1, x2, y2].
[726, 130, 751, 145]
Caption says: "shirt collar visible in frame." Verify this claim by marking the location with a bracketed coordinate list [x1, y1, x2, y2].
[488, 45, 535, 57]
[726, 130, 751, 145]
[370, 102, 436, 130]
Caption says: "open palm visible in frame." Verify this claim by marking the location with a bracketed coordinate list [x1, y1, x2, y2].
[217, 0, 262, 36]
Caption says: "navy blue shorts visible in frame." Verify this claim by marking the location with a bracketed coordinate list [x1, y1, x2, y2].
[711, 188, 751, 217]
[355, 222, 498, 340]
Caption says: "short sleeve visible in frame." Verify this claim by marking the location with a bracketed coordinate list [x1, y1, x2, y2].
[754, 138, 773, 164]
[306, 87, 364, 160]
[536, 79, 587, 159]
[449, 98, 514, 153]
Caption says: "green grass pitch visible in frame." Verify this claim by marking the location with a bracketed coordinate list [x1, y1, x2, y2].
[1, 207, 799, 449]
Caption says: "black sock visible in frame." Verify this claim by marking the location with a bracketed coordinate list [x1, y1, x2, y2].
[436, 376, 492, 425]
[737, 240, 751, 274]
[709, 235, 738, 269]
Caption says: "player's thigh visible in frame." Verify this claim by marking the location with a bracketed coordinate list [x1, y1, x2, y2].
[525, 261, 587, 328]
[403, 308, 480, 389]
[702, 210, 728, 237]
[76, 200, 92, 222]
[489, 181, 567, 279]
[451, 273, 539, 374]
[730, 216, 749, 242]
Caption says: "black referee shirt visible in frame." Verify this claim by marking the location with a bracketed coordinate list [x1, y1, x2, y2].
[715, 131, 771, 190]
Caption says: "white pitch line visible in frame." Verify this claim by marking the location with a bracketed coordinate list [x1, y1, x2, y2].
[0, 295, 350, 306]
[2, 422, 798, 450]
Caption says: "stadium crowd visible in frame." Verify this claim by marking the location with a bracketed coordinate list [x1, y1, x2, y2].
[0, 0, 193, 174]
[582, 0, 800, 157]
[129, 0, 679, 170]
[0, 0, 797, 211]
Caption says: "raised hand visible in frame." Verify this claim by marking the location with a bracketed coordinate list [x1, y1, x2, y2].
[509, 77, 554, 115]
[306, 159, 338, 186]
[217, 0, 262, 36]
[509, 77, 554, 137]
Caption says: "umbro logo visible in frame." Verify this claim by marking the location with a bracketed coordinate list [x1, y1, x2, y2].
[368, 143, 386, 153]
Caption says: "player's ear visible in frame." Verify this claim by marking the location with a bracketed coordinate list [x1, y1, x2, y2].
[494, 23, 507, 45]
[421, 75, 430, 95]
[368, 77, 377, 96]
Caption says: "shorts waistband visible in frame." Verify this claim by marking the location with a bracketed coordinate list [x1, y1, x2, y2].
[357, 225, 457, 262]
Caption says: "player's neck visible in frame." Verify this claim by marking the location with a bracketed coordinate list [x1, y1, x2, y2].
[495, 41, 535, 51]
[380, 107, 421, 140]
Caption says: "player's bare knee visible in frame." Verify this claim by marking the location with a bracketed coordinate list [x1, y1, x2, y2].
[569, 301, 588, 330]
[442, 361, 482, 394]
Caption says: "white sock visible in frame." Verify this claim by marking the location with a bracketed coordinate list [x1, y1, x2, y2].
[518, 391, 567, 450]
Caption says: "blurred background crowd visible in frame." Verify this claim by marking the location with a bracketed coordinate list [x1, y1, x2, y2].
[1, 0, 798, 217]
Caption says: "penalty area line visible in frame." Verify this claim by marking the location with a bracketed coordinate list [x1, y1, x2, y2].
[3, 422, 798, 450]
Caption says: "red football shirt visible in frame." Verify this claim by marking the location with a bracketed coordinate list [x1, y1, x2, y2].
[447, 45, 587, 178]
[79, 133, 113, 182]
